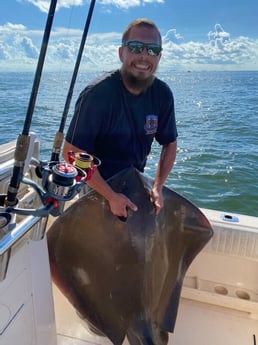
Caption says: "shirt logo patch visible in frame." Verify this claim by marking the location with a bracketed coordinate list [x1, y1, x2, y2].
[144, 115, 158, 135]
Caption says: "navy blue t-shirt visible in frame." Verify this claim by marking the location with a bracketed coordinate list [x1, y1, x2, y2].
[66, 70, 177, 180]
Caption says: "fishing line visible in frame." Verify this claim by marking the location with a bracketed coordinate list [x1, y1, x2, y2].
[50, 0, 96, 162]
[5, 0, 57, 206]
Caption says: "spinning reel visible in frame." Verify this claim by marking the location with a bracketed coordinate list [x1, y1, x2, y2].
[0, 151, 101, 226]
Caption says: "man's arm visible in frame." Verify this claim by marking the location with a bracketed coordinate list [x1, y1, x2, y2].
[62, 140, 137, 218]
[151, 140, 177, 214]
[62, 140, 80, 162]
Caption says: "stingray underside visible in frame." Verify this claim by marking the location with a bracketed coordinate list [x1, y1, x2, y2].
[47, 167, 213, 344]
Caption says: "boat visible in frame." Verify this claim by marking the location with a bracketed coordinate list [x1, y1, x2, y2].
[1, 1, 258, 344]
[1, 135, 258, 345]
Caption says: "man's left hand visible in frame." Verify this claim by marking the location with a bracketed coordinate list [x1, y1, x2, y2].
[151, 187, 164, 215]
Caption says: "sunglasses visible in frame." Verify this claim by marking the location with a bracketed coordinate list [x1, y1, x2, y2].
[122, 41, 162, 56]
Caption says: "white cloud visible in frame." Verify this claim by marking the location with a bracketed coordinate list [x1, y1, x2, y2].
[208, 24, 230, 42]
[26, 0, 84, 13]
[0, 22, 26, 32]
[100, 0, 141, 9]
[163, 29, 183, 43]
[24, 0, 164, 12]
[0, 22, 257, 71]
[143, 0, 164, 3]
[208, 23, 230, 50]
[20, 37, 39, 58]
[160, 24, 258, 71]
[161, 34, 258, 71]
[98, 0, 164, 10]
[0, 43, 11, 59]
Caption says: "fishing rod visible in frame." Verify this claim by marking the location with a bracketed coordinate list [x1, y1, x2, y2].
[50, 0, 96, 162]
[3, 0, 98, 221]
[5, 0, 58, 207]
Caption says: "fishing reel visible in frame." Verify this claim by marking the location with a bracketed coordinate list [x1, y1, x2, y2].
[36, 150, 100, 216]
[41, 160, 86, 201]
[67, 150, 101, 181]
[4, 151, 101, 219]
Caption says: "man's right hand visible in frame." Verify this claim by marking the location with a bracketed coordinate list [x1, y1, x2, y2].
[84, 167, 137, 219]
[108, 192, 138, 218]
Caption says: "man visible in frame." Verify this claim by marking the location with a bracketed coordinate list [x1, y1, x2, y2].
[63, 18, 177, 218]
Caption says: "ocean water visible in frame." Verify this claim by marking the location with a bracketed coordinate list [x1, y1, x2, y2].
[0, 70, 257, 217]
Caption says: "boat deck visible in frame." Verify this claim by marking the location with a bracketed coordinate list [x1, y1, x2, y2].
[53, 281, 258, 345]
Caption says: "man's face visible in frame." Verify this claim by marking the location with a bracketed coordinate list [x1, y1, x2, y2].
[119, 26, 162, 82]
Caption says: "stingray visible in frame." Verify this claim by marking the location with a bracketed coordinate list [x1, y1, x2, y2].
[47, 167, 213, 345]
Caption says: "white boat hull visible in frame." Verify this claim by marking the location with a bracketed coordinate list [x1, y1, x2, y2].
[0, 229, 56, 345]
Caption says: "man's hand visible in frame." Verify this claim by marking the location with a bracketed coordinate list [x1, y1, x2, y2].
[108, 192, 138, 218]
[152, 141, 177, 215]
[151, 187, 164, 215]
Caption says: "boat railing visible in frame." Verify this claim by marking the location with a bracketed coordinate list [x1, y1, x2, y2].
[0, 133, 46, 281]
[0, 215, 48, 281]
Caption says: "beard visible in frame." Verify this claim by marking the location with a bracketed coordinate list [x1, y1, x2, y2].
[121, 68, 155, 94]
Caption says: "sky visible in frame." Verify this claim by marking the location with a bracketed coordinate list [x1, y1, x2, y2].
[0, 0, 258, 72]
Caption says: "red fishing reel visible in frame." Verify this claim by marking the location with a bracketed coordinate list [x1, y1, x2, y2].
[67, 151, 101, 182]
